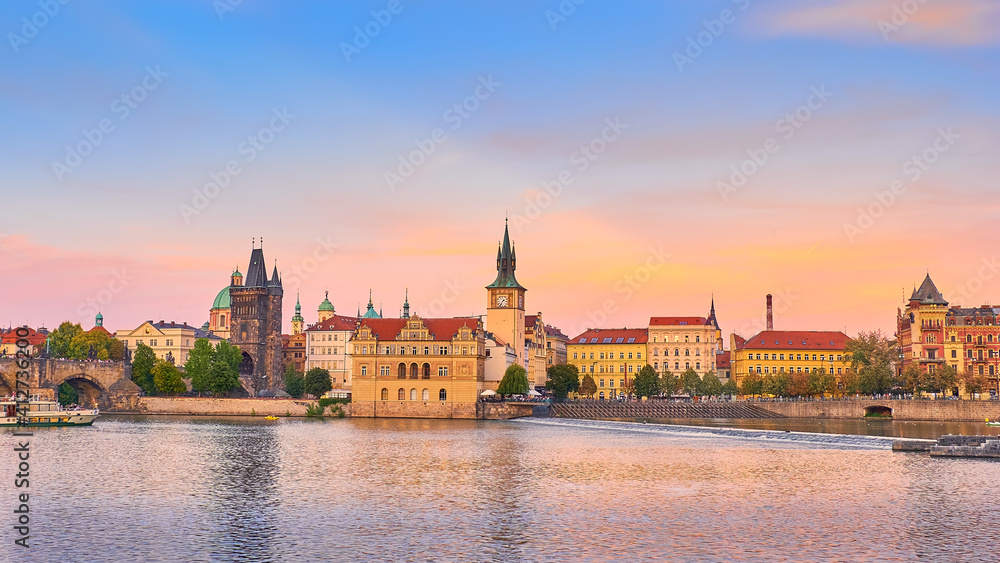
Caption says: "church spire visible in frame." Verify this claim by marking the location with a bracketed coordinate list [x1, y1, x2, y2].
[486, 218, 525, 290]
[402, 288, 410, 318]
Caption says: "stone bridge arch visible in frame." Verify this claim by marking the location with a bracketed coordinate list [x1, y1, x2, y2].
[864, 405, 893, 418]
[52, 372, 107, 408]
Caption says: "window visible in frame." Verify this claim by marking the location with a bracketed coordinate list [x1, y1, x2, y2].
[398, 388, 405, 400]
[619, 365, 625, 373]
[685, 349, 691, 357]
[573, 352, 577, 359]
[628, 352, 633, 359]
[151, 339, 157, 346]
[619, 379, 625, 387]
[599, 379, 605, 387]
[422, 388, 429, 401]
[438, 366, 448, 376]
[616, 337, 624, 343]
[696, 335, 700, 342]
[602, 337, 612, 344]
[764, 354, 769, 360]
[695, 349, 700, 356]
[590, 353, 594, 359]
[439, 389, 447, 401]
[628, 365, 633, 373]
[951, 350, 957, 358]
[410, 388, 417, 401]
[627, 337, 635, 343]
[674, 349, 679, 356]
[361, 365, 368, 376]
[600, 352, 605, 360]
[380, 365, 390, 376]
[424, 346, 430, 355]
[696, 362, 700, 370]
[796, 354, 802, 360]
[165, 339, 173, 347]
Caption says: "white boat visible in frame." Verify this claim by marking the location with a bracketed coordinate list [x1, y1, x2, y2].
[1, 395, 99, 427]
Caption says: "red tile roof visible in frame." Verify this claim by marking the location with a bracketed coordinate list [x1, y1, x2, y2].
[570, 328, 648, 344]
[1, 327, 47, 346]
[650, 316, 709, 326]
[716, 351, 731, 369]
[306, 314, 359, 332]
[88, 325, 112, 336]
[358, 317, 479, 341]
[732, 334, 746, 350]
[544, 324, 569, 340]
[740, 330, 848, 351]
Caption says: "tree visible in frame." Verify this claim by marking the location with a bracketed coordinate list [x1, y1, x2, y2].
[132, 343, 157, 396]
[840, 369, 860, 395]
[304, 367, 333, 398]
[69, 329, 112, 360]
[789, 370, 810, 397]
[206, 358, 240, 396]
[846, 330, 898, 395]
[185, 339, 215, 396]
[741, 371, 763, 398]
[545, 364, 580, 400]
[48, 321, 83, 359]
[960, 369, 988, 396]
[153, 359, 187, 396]
[580, 374, 597, 398]
[633, 365, 660, 399]
[58, 382, 78, 406]
[721, 379, 739, 396]
[680, 368, 702, 396]
[497, 364, 529, 397]
[660, 371, 679, 397]
[901, 364, 922, 395]
[701, 371, 723, 397]
[808, 368, 836, 397]
[285, 364, 305, 399]
[763, 372, 791, 397]
[214, 340, 243, 373]
[108, 339, 126, 362]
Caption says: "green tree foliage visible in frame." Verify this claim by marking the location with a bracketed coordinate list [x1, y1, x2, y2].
[69, 329, 112, 360]
[497, 364, 529, 396]
[840, 369, 860, 395]
[808, 368, 836, 397]
[721, 379, 739, 396]
[185, 339, 215, 395]
[285, 363, 305, 398]
[741, 371, 763, 398]
[680, 368, 702, 396]
[58, 382, 78, 407]
[153, 359, 187, 396]
[545, 364, 580, 400]
[846, 330, 898, 395]
[214, 340, 243, 373]
[660, 371, 679, 397]
[901, 364, 922, 395]
[788, 370, 810, 397]
[206, 359, 240, 396]
[922, 364, 958, 396]
[304, 367, 333, 398]
[580, 374, 597, 397]
[48, 321, 83, 359]
[763, 372, 791, 397]
[132, 342, 157, 396]
[961, 369, 988, 395]
[108, 339, 126, 362]
[632, 364, 660, 399]
[701, 371, 723, 397]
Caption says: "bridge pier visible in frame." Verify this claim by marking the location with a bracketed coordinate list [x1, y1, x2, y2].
[0, 357, 136, 407]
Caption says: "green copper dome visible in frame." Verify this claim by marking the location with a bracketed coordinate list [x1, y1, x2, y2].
[212, 286, 231, 309]
[318, 291, 335, 312]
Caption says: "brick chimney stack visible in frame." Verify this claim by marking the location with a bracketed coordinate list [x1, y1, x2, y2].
[766, 294, 773, 331]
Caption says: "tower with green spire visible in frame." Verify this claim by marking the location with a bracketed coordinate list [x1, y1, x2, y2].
[318, 291, 335, 322]
[362, 289, 381, 319]
[402, 289, 410, 318]
[486, 218, 527, 366]
[292, 293, 305, 335]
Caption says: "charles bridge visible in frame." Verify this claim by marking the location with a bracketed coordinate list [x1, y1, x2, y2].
[0, 357, 140, 409]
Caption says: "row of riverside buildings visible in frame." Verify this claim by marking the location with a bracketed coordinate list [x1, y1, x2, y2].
[9, 223, 997, 413]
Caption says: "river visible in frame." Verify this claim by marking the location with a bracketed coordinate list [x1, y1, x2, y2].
[2, 415, 998, 562]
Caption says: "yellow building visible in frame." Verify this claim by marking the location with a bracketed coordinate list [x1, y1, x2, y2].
[731, 330, 851, 390]
[648, 309, 721, 376]
[568, 328, 648, 399]
[115, 320, 223, 364]
[350, 315, 486, 418]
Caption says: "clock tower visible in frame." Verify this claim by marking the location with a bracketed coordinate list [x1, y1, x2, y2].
[486, 219, 527, 366]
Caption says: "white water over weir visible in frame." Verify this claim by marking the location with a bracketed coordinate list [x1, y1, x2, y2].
[515, 417, 906, 450]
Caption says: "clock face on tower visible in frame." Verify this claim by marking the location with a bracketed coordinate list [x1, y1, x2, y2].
[496, 295, 508, 308]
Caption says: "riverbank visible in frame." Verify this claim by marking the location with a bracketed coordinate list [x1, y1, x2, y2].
[107, 396, 349, 417]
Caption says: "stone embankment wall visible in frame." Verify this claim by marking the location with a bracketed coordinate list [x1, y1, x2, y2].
[757, 399, 1000, 422]
[107, 397, 349, 417]
[477, 402, 542, 419]
[551, 401, 783, 420]
[351, 400, 476, 419]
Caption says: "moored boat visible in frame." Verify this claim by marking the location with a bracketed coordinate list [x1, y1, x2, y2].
[2, 395, 99, 427]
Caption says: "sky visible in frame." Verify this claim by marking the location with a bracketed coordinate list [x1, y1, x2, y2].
[1, 0, 998, 342]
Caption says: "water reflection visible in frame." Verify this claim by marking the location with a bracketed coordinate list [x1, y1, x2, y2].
[627, 417, 1000, 440]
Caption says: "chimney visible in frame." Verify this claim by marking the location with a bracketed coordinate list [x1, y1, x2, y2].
[766, 294, 773, 331]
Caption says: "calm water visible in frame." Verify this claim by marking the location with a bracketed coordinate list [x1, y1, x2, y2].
[3, 415, 999, 562]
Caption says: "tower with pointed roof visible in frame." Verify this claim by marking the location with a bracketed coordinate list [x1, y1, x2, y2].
[402, 289, 410, 318]
[318, 291, 335, 322]
[292, 293, 305, 335]
[228, 240, 284, 394]
[486, 219, 527, 366]
[361, 290, 382, 319]
[897, 273, 950, 376]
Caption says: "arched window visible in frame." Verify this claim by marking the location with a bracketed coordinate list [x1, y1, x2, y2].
[599, 392, 605, 400]
[685, 349, 690, 356]
[439, 388, 447, 401]
[398, 388, 405, 400]
[695, 349, 701, 356]
[674, 348, 679, 356]
[978, 335, 984, 345]
[422, 363, 430, 379]
[410, 388, 417, 401]
[967, 334, 973, 343]
[422, 388, 429, 401]
[398, 363, 406, 378]
[410, 363, 418, 379]
[380, 388, 388, 400]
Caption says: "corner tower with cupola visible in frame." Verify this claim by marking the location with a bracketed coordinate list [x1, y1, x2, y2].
[486, 219, 527, 367]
